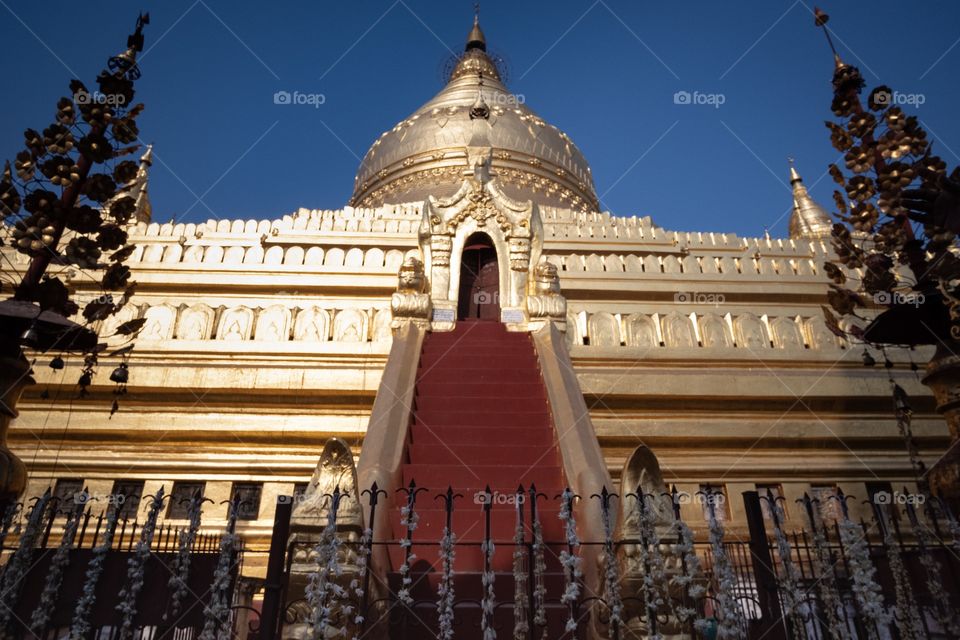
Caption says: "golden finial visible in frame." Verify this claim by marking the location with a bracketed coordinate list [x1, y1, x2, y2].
[787, 159, 832, 239]
[466, 4, 486, 51]
[788, 156, 801, 183]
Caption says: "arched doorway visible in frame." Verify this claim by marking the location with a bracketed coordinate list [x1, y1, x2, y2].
[458, 233, 500, 320]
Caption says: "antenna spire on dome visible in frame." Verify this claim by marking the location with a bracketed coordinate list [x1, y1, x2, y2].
[466, 4, 486, 52]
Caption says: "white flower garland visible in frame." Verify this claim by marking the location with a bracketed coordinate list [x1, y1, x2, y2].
[704, 498, 746, 639]
[29, 506, 83, 635]
[166, 492, 204, 621]
[200, 507, 240, 640]
[558, 489, 582, 634]
[348, 527, 372, 640]
[512, 503, 529, 640]
[0, 502, 18, 556]
[70, 500, 121, 640]
[633, 494, 666, 640]
[0, 493, 52, 632]
[879, 519, 923, 640]
[911, 513, 960, 635]
[806, 507, 848, 640]
[306, 498, 347, 640]
[947, 510, 960, 558]
[397, 504, 419, 607]
[438, 526, 457, 640]
[115, 487, 165, 640]
[599, 494, 623, 635]
[836, 516, 890, 638]
[768, 501, 809, 636]
[530, 511, 548, 632]
[481, 539, 497, 640]
[668, 516, 706, 629]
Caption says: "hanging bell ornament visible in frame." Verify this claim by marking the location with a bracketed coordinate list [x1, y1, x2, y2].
[892, 383, 912, 417]
[49, 356, 64, 370]
[862, 349, 876, 367]
[110, 362, 129, 384]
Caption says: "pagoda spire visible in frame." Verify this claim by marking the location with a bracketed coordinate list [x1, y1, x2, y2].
[788, 158, 832, 239]
[466, 5, 486, 52]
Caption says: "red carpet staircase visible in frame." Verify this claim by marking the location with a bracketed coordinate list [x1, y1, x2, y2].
[388, 320, 574, 638]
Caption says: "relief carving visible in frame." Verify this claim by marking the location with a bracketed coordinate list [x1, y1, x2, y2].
[661, 312, 696, 348]
[734, 313, 769, 349]
[588, 312, 621, 347]
[699, 313, 732, 348]
[177, 303, 215, 340]
[625, 314, 658, 349]
[140, 304, 177, 341]
[333, 308, 368, 343]
[218, 306, 254, 341]
[293, 307, 330, 342]
[771, 317, 804, 349]
[255, 304, 292, 342]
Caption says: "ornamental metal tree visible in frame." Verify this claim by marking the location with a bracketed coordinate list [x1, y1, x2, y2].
[0, 13, 150, 506]
[813, 8, 960, 503]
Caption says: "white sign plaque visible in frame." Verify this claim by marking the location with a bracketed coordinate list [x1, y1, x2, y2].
[432, 308, 455, 323]
[501, 309, 525, 323]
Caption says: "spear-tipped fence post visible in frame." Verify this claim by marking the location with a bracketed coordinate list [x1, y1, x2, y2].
[259, 493, 293, 640]
[742, 490, 786, 640]
[359, 481, 386, 634]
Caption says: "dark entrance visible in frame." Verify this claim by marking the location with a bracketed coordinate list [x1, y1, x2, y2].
[457, 233, 500, 320]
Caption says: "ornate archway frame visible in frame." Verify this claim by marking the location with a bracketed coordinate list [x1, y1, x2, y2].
[416, 148, 547, 331]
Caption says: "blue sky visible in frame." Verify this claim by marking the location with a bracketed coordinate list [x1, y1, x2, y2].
[2, 1, 959, 237]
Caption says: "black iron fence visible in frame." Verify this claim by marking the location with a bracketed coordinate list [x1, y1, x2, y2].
[0, 490, 245, 640]
[3, 484, 959, 640]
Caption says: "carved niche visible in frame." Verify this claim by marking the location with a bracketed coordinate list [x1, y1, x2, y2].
[734, 313, 770, 349]
[804, 316, 840, 350]
[255, 304, 291, 342]
[140, 304, 177, 341]
[770, 317, 805, 349]
[217, 306, 254, 341]
[625, 314, 658, 349]
[101, 304, 140, 346]
[699, 313, 732, 348]
[588, 312, 621, 347]
[661, 312, 696, 348]
[177, 303, 215, 340]
[371, 309, 392, 342]
[293, 307, 330, 342]
[333, 309, 368, 343]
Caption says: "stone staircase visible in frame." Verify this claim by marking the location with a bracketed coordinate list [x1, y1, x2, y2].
[387, 320, 576, 638]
